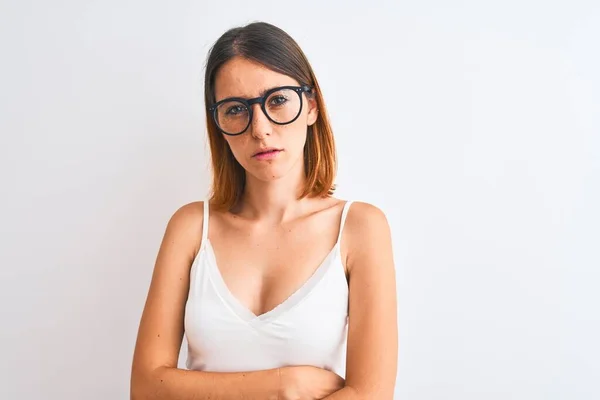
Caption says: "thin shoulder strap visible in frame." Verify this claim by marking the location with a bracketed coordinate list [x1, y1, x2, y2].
[202, 196, 210, 245]
[337, 200, 353, 244]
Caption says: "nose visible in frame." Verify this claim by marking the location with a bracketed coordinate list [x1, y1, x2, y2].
[249, 103, 272, 139]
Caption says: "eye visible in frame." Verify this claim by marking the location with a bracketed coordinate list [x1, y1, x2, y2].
[225, 104, 247, 116]
[269, 95, 288, 106]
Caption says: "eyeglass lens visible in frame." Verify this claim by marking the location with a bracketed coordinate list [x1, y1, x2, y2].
[214, 88, 302, 135]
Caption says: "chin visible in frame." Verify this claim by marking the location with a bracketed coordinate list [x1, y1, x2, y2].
[252, 168, 287, 181]
[243, 154, 303, 182]
[245, 161, 294, 182]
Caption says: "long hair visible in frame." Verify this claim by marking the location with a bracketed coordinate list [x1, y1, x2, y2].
[204, 22, 336, 211]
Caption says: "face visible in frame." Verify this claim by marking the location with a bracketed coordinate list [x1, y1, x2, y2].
[213, 56, 318, 182]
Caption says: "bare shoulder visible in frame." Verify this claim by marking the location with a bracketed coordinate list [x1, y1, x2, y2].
[344, 201, 393, 273]
[345, 201, 391, 238]
[167, 200, 205, 230]
[162, 200, 206, 261]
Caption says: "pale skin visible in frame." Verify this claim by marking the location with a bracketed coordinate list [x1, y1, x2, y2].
[130, 56, 398, 399]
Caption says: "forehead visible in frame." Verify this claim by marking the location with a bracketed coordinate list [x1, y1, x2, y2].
[213, 56, 299, 101]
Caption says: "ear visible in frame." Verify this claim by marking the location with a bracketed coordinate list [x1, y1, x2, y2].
[306, 95, 319, 126]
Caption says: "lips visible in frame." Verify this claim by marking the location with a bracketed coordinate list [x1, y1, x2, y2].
[252, 148, 283, 161]
[253, 148, 282, 157]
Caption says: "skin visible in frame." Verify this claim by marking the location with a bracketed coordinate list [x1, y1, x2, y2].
[130, 56, 398, 399]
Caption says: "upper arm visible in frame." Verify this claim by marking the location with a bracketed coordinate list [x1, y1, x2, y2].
[343, 202, 398, 398]
[131, 202, 204, 378]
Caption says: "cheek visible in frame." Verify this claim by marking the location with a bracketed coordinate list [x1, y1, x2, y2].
[276, 119, 309, 155]
[224, 137, 248, 161]
[290, 122, 309, 150]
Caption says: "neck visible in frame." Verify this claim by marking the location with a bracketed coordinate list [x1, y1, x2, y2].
[240, 161, 310, 224]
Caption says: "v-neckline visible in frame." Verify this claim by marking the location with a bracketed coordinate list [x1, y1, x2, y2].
[203, 239, 341, 325]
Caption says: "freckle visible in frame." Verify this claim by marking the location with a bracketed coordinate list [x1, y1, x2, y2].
[160, 379, 163, 383]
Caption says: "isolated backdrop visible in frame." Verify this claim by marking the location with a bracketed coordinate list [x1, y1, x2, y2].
[1, 1, 598, 399]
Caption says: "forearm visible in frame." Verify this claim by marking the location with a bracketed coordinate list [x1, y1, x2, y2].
[321, 386, 361, 399]
[322, 385, 391, 400]
[131, 365, 281, 400]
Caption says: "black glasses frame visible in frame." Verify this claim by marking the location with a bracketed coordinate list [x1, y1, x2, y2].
[208, 85, 312, 136]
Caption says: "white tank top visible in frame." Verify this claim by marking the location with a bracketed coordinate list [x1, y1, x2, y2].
[184, 199, 353, 378]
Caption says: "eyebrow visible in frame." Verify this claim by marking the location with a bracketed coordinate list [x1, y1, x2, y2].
[217, 85, 281, 102]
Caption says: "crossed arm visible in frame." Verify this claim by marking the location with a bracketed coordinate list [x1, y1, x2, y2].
[130, 201, 397, 399]
[322, 202, 398, 399]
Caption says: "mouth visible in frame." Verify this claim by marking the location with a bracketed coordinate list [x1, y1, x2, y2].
[253, 148, 283, 157]
[252, 148, 283, 160]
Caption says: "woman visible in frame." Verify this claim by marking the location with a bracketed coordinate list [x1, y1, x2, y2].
[131, 21, 398, 399]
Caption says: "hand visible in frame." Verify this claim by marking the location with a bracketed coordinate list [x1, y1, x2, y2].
[279, 365, 345, 400]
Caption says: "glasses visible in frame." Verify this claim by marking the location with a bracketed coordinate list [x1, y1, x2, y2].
[208, 85, 312, 136]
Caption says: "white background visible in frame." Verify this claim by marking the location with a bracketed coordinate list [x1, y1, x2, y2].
[1, 1, 598, 399]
